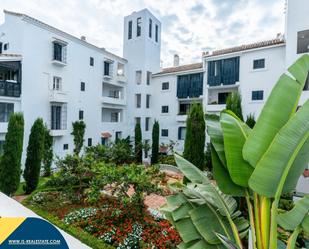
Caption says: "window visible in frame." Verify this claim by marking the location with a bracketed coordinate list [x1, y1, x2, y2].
[128, 21, 132, 40]
[145, 117, 150, 131]
[155, 24, 158, 42]
[79, 110, 84, 120]
[0, 103, 14, 122]
[101, 137, 107, 145]
[137, 17, 142, 37]
[53, 41, 67, 63]
[3, 43, 9, 51]
[63, 144, 68, 150]
[178, 127, 186, 140]
[297, 29, 309, 54]
[135, 70, 142, 84]
[53, 76, 62, 90]
[117, 63, 124, 76]
[146, 71, 151, 85]
[218, 92, 230, 104]
[304, 73, 309, 91]
[149, 19, 152, 38]
[179, 102, 190, 115]
[81, 82, 85, 91]
[111, 112, 119, 122]
[177, 73, 204, 98]
[161, 105, 169, 113]
[146, 94, 150, 108]
[51, 105, 62, 130]
[135, 117, 141, 125]
[162, 82, 169, 90]
[88, 138, 92, 146]
[115, 131, 122, 140]
[90, 57, 94, 66]
[0, 42, 2, 54]
[252, 90, 264, 101]
[104, 61, 111, 76]
[135, 94, 141, 108]
[161, 129, 168, 137]
[253, 59, 265, 69]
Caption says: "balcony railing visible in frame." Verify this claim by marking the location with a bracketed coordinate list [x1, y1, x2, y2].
[0, 80, 21, 97]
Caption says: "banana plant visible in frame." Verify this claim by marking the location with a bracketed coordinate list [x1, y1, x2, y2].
[205, 54, 309, 249]
[162, 55, 309, 249]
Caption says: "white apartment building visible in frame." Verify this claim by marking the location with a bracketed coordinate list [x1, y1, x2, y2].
[0, 0, 308, 167]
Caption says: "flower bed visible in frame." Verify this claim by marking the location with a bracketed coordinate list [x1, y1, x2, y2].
[25, 191, 181, 249]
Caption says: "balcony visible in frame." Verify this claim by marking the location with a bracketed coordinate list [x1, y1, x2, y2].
[102, 96, 126, 106]
[116, 74, 127, 83]
[0, 81, 21, 98]
[49, 89, 68, 103]
[50, 129, 67, 137]
[176, 114, 187, 122]
[206, 103, 226, 113]
[0, 122, 8, 133]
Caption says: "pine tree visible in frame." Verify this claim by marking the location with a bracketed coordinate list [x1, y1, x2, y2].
[151, 120, 159, 164]
[226, 91, 244, 121]
[0, 113, 24, 195]
[183, 103, 205, 171]
[71, 120, 86, 155]
[42, 125, 53, 177]
[134, 123, 142, 163]
[23, 118, 45, 194]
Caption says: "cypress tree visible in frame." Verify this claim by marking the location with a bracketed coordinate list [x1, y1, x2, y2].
[42, 125, 53, 177]
[245, 113, 256, 128]
[134, 123, 142, 163]
[183, 103, 205, 171]
[71, 120, 86, 155]
[0, 113, 24, 195]
[226, 91, 244, 121]
[151, 120, 159, 164]
[23, 118, 45, 194]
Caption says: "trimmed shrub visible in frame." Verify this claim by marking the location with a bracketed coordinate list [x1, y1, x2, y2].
[226, 91, 244, 121]
[151, 121, 159, 164]
[134, 123, 142, 163]
[245, 113, 256, 128]
[0, 113, 24, 195]
[43, 125, 53, 177]
[71, 120, 86, 155]
[23, 118, 45, 194]
[183, 103, 205, 171]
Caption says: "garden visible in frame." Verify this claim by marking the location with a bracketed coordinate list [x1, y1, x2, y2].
[0, 56, 308, 249]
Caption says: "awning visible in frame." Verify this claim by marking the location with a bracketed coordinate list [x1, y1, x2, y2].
[101, 132, 112, 138]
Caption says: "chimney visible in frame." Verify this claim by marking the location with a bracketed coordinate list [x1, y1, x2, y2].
[173, 54, 179, 67]
[80, 36, 86, 41]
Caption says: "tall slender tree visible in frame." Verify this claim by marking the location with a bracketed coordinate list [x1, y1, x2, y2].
[23, 118, 45, 194]
[183, 103, 205, 171]
[0, 113, 24, 195]
[151, 120, 159, 164]
[226, 91, 244, 121]
[134, 123, 142, 163]
[42, 125, 53, 177]
[71, 120, 86, 155]
[245, 113, 256, 128]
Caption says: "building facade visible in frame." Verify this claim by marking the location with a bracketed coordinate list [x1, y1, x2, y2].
[0, 0, 308, 169]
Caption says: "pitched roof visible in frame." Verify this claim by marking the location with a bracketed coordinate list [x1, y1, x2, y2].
[3, 10, 126, 61]
[153, 62, 203, 76]
[203, 38, 285, 58]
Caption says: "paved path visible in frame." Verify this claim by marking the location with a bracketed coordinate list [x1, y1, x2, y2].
[0, 192, 90, 249]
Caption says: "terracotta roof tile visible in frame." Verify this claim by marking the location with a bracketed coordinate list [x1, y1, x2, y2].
[203, 38, 285, 58]
[153, 62, 203, 76]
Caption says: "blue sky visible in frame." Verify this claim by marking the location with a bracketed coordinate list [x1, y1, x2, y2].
[0, 0, 285, 67]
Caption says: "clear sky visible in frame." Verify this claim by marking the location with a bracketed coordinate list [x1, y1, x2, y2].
[0, 0, 285, 67]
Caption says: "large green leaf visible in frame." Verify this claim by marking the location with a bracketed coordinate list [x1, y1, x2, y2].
[174, 153, 209, 184]
[206, 114, 226, 167]
[243, 55, 309, 167]
[301, 215, 309, 235]
[220, 111, 253, 187]
[277, 195, 309, 230]
[211, 144, 244, 197]
[249, 100, 309, 197]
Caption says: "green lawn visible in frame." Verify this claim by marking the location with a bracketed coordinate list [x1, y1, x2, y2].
[15, 177, 50, 196]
